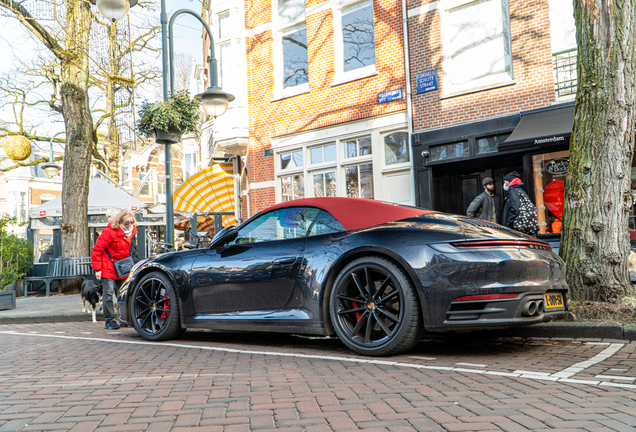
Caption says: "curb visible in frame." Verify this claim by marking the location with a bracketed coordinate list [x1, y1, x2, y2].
[0, 313, 105, 325]
[496, 321, 635, 340]
[1, 314, 635, 341]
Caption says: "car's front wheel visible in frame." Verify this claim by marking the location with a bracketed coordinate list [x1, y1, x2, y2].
[130, 271, 184, 341]
[330, 257, 423, 356]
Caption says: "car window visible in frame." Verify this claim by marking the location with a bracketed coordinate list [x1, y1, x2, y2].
[308, 210, 346, 236]
[236, 207, 320, 243]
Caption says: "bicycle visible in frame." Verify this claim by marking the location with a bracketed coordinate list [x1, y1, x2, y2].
[146, 232, 172, 254]
[183, 227, 210, 249]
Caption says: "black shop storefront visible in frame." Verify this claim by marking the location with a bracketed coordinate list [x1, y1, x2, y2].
[412, 103, 574, 237]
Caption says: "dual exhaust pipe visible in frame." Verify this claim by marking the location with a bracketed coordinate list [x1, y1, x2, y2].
[522, 299, 545, 316]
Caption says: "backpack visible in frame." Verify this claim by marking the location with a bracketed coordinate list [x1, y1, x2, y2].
[513, 190, 540, 235]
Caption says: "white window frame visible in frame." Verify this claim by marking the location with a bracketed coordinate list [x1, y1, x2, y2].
[309, 168, 338, 198]
[139, 172, 151, 198]
[333, 0, 377, 86]
[440, 0, 514, 96]
[272, 0, 310, 100]
[278, 148, 305, 172]
[280, 172, 305, 201]
[217, 10, 231, 41]
[380, 130, 411, 172]
[274, 118, 412, 204]
[308, 142, 337, 167]
[121, 165, 133, 189]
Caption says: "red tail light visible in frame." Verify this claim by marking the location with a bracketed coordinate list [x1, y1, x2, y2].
[454, 293, 519, 302]
[453, 240, 552, 250]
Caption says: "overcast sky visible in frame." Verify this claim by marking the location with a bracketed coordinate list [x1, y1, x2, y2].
[0, 0, 206, 140]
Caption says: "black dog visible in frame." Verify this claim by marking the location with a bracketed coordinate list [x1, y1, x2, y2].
[81, 280, 103, 324]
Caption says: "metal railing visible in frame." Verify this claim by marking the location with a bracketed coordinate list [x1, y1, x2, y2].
[553, 48, 577, 98]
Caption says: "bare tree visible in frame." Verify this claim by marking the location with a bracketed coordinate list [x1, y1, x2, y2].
[174, 52, 194, 92]
[561, 0, 636, 301]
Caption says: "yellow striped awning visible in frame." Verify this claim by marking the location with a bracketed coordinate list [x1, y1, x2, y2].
[173, 163, 237, 229]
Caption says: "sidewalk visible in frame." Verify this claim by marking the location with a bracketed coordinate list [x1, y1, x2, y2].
[0, 294, 103, 324]
[1, 293, 635, 340]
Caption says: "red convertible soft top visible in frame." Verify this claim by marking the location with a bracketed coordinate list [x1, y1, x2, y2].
[264, 197, 433, 231]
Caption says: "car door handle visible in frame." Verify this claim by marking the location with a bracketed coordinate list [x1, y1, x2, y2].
[273, 257, 297, 266]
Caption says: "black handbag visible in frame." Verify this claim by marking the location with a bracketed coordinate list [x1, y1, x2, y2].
[106, 250, 135, 278]
[513, 190, 540, 235]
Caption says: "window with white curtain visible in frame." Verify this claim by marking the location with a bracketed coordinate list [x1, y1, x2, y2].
[442, 0, 512, 92]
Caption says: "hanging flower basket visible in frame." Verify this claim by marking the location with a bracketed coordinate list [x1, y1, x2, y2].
[152, 126, 183, 145]
[137, 91, 201, 143]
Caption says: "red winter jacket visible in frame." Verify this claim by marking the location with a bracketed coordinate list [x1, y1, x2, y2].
[91, 224, 138, 280]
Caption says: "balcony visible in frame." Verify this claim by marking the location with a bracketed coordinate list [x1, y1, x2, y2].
[553, 48, 577, 98]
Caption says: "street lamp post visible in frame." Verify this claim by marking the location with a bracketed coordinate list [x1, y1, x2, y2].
[42, 132, 64, 179]
[92, 0, 234, 250]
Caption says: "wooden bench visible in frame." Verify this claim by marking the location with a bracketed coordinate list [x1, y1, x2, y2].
[24, 257, 94, 297]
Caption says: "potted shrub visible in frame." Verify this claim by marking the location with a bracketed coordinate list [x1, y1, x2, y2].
[1, 215, 33, 309]
[137, 90, 201, 144]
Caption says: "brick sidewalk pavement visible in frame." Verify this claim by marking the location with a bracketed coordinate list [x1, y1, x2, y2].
[0, 322, 635, 431]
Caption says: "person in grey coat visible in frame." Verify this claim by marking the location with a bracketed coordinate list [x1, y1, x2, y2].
[466, 177, 502, 224]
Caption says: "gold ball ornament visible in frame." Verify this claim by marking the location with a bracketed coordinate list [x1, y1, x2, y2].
[4, 136, 32, 161]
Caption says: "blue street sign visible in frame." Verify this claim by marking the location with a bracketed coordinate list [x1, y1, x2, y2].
[416, 70, 438, 94]
[377, 88, 403, 104]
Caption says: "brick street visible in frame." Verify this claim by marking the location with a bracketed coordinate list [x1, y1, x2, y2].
[0, 322, 635, 431]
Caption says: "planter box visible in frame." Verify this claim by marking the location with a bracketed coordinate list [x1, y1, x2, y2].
[152, 126, 183, 145]
[0, 290, 16, 311]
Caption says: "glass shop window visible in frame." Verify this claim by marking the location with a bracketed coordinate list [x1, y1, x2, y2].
[280, 150, 304, 170]
[281, 174, 305, 201]
[313, 171, 337, 197]
[345, 163, 373, 198]
[310, 143, 336, 165]
[532, 150, 569, 234]
[383, 131, 410, 165]
[430, 142, 468, 161]
[344, 136, 372, 158]
[476, 133, 510, 154]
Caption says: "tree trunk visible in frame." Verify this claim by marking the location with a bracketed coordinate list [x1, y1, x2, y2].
[561, 0, 636, 301]
[60, 0, 93, 260]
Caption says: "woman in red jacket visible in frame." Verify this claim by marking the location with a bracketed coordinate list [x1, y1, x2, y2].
[92, 209, 139, 330]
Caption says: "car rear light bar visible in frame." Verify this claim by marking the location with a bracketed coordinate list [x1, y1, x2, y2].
[452, 240, 552, 250]
[454, 293, 519, 302]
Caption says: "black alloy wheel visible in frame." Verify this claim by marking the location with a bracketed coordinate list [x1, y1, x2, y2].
[130, 271, 184, 341]
[330, 256, 423, 356]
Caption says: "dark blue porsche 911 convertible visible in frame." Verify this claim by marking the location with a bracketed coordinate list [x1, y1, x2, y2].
[118, 197, 569, 357]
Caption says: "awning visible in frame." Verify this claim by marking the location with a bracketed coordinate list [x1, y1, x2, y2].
[173, 162, 237, 229]
[29, 178, 147, 218]
[500, 104, 575, 149]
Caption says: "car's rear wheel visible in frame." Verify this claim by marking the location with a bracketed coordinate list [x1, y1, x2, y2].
[131, 271, 184, 341]
[330, 256, 423, 356]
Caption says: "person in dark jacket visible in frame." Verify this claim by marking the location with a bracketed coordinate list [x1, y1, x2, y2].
[39, 245, 54, 263]
[91, 209, 138, 330]
[466, 177, 501, 223]
[502, 170, 538, 234]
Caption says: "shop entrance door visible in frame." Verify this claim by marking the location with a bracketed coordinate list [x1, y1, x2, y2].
[431, 154, 523, 217]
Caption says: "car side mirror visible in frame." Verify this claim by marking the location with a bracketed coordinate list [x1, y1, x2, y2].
[209, 225, 238, 249]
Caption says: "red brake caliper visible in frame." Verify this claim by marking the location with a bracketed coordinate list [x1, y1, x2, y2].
[160, 294, 170, 319]
[351, 301, 362, 322]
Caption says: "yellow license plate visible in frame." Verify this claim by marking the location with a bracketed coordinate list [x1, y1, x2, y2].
[544, 292, 564, 309]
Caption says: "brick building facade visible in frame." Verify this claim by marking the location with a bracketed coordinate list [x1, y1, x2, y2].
[244, 0, 413, 217]
[407, 0, 576, 236]
[241, 0, 576, 233]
